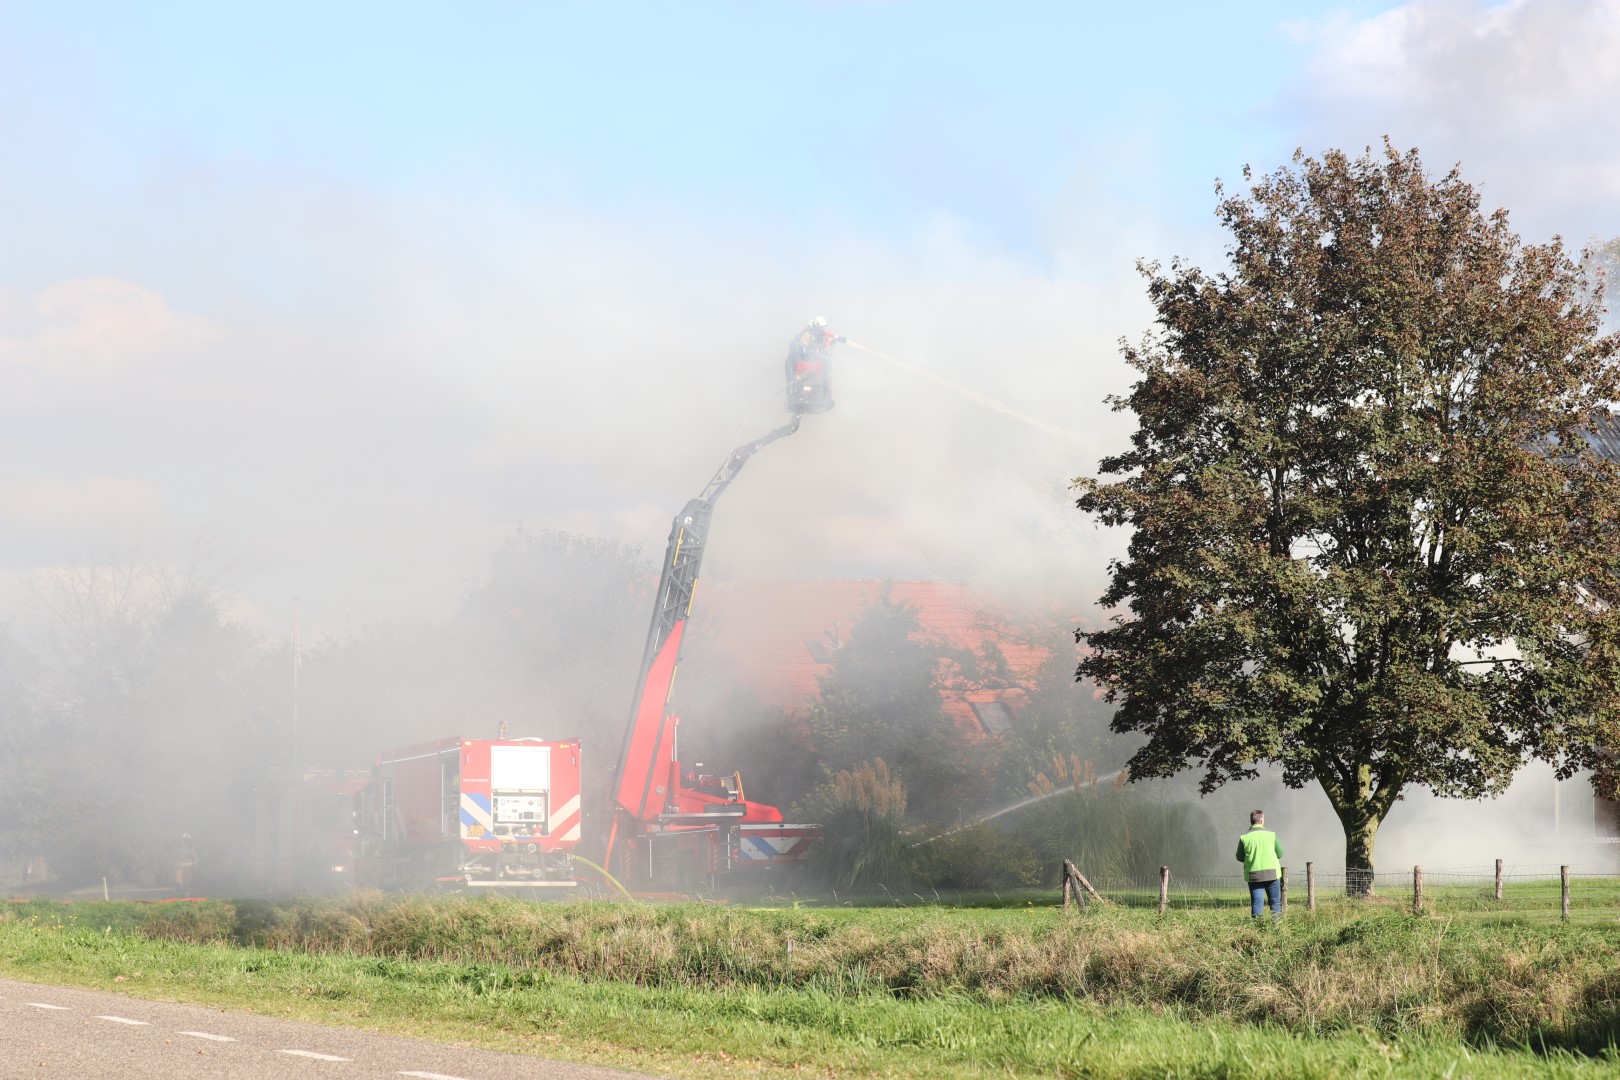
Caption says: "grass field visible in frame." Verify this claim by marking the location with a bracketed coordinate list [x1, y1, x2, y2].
[3, 892, 1619, 1078]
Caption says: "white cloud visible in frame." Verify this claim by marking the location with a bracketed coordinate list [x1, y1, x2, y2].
[0, 277, 214, 378]
[1289, 0, 1620, 240]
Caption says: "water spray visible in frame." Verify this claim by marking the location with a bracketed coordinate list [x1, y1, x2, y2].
[842, 339, 1086, 447]
[910, 768, 1126, 848]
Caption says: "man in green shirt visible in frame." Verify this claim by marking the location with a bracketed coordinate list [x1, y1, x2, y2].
[1236, 810, 1283, 920]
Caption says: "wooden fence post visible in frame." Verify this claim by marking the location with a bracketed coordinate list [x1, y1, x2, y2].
[1306, 861, 1316, 912]
[1561, 865, 1570, 922]
[1495, 858, 1503, 901]
[1413, 865, 1423, 915]
[1063, 860, 1104, 906]
[1158, 865, 1169, 915]
[1062, 860, 1088, 910]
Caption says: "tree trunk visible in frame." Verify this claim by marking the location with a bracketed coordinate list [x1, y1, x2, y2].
[1342, 811, 1378, 897]
[1319, 766, 1394, 898]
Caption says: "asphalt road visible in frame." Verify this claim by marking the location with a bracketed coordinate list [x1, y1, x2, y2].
[0, 977, 664, 1079]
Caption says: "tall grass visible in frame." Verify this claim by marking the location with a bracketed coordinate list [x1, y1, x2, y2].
[10, 894, 1619, 1052]
[5, 915, 1616, 1079]
[800, 755, 1222, 894]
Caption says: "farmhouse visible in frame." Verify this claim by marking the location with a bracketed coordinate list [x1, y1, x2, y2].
[689, 579, 1053, 741]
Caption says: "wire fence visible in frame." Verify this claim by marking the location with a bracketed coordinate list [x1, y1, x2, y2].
[1062, 860, 1620, 922]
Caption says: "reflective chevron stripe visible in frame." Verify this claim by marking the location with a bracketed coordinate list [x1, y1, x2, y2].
[552, 794, 581, 843]
[460, 792, 494, 835]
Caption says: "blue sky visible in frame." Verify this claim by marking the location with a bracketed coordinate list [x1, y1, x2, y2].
[3, 2, 1384, 282]
[3, 0, 1618, 631]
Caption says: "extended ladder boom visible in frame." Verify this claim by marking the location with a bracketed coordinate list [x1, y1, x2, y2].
[609, 415, 803, 825]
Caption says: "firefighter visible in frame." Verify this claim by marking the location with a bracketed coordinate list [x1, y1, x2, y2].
[786, 316, 841, 369]
[785, 316, 842, 414]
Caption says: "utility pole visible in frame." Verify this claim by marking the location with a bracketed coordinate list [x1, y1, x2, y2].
[292, 598, 301, 773]
[1554, 771, 1561, 837]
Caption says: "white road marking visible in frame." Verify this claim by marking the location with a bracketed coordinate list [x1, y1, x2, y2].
[26, 1002, 68, 1010]
[178, 1031, 236, 1041]
[399, 1073, 473, 1080]
[280, 1049, 352, 1062]
[95, 1015, 150, 1025]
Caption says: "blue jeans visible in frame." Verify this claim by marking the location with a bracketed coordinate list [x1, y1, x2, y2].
[1250, 878, 1281, 919]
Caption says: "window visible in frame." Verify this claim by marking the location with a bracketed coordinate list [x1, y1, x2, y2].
[970, 700, 1015, 736]
[805, 639, 833, 663]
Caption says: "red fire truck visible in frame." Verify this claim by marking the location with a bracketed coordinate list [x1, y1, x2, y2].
[253, 327, 834, 895]
[368, 736, 582, 890]
[252, 767, 369, 894]
[601, 349, 834, 887]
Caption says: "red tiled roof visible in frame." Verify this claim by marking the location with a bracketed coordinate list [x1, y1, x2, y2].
[686, 580, 1051, 737]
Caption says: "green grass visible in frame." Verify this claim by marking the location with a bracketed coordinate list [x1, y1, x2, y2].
[4, 896, 1620, 1078]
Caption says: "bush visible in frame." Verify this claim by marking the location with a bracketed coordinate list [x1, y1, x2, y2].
[912, 822, 1042, 891]
[800, 760, 914, 894]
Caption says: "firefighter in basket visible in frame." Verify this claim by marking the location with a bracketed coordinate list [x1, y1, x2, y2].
[785, 316, 842, 415]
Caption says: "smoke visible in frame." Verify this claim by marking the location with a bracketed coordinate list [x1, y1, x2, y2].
[0, 180, 1150, 639]
[1178, 765, 1618, 878]
[6, 0, 1620, 891]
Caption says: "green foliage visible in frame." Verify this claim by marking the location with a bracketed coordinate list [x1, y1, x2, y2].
[799, 760, 915, 894]
[11, 563, 278, 888]
[461, 528, 650, 730]
[675, 688, 824, 818]
[912, 823, 1042, 891]
[1582, 235, 1620, 333]
[299, 527, 652, 784]
[806, 589, 981, 823]
[0, 528, 654, 892]
[0, 629, 50, 863]
[1079, 142, 1620, 879]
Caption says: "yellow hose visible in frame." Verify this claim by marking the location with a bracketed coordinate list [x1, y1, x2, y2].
[571, 854, 637, 900]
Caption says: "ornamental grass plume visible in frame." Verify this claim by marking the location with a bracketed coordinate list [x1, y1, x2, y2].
[803, 759, 913, 894]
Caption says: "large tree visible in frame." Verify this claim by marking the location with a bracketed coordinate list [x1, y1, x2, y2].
[1077, 143, 1620, 888]
[14, 561, 275, 888]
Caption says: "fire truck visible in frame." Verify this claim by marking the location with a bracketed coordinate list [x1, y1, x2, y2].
[252, 767, 369, 894]
[253, 327, 834, 895]
[368, 736, 582, 890]
[601, 402, 829, 888]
